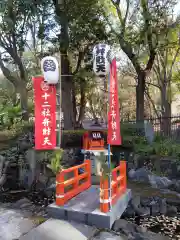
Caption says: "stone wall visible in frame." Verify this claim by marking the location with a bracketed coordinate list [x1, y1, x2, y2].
[0, 128, 84, 191]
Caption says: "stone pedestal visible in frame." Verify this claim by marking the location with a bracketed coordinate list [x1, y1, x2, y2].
[47, 185, 132, 229]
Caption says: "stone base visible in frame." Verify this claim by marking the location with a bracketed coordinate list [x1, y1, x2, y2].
[47, 185, 132, 229]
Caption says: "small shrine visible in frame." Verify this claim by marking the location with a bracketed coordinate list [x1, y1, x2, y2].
[33, 47, 132, 229]
[82, 120, 109, 176]
[47, 118, 131, 229]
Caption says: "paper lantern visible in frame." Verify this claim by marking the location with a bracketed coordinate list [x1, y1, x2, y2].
[41, 56, 59, 84]
[93, 44, 110, 77]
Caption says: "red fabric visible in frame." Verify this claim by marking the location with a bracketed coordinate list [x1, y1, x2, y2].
[107, 59, 122, 145]
[33, 76, 56, 149]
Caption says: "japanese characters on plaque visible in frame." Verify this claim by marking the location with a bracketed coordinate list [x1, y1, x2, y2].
[93, 44, 110, 77]
[33, 77, 56, 150]
[107, 59, 121, 145]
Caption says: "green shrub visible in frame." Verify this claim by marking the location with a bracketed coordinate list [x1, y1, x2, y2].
[1, 120, 180, 160]
[47, 149, 63, 174]
[0, 121, 33, 142]
[133, 136, 180, 160]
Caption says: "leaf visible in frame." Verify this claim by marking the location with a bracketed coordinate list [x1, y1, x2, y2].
[47, 149, 64, 174]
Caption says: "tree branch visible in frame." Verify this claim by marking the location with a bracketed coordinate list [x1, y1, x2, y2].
[168, 47, 180, 80]
[111, 0, 129, 34]
[146, 81, 160, 89]
[124, 0, 130, 29]
[140, 0, 157, 71]
[0, 54, 19, 87]
[145, 85, 160, 118]
[72, 51, 84, 75]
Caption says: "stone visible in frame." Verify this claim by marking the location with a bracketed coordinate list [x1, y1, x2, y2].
[127, 162, 135, 171]
[123, 206, 135, 218]
[133, 232, 148, 240]
[136, 225, 147, 234]
[166, 198, 180, 206]
[113, 219, 170, 240]
[128, 169, 136, 179]
[62, 149, 77, 167]
[131, 167, 151, 182]
[135, 207, 150, 217]
[140, 197, 154, 207]
[112, 219, 136, 235]
[150, 203, 160, 216]
[159, 198, 167, 215]
[174, 180, 180, 192]
[12, 198, 32, 209]
[159, 199, 167, 215]
[19, 219, 96, 240]
[132, 154, 141, 169]
[45, 188, 55, 198]
[133, 231, 170, 240]
[166, 205, 177, 217]
[131, 196, 141, 209]
[0, 207, 36, 240]
[25, 150, 37, 187]
[94, 232, 127, 240]
[169, 162, 180, 179]
[148, 175, 172, 189]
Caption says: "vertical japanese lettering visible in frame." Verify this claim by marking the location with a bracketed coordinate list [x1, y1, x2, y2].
[107, 59, 121, 145]
[33, 76, 56, 149]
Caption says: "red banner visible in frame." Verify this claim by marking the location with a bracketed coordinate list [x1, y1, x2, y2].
[107, 59, 121, 145]
[33, 76, 56, 150]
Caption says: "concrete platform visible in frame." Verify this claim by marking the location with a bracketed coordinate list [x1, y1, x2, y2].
[47, 185, 132, 229]
[19, 219, 128, 240]
[19, 219, 96, 240]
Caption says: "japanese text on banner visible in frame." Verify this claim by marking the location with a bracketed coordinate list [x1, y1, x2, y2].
[33, 77, 56, 149]
[107, 59, 121, 145]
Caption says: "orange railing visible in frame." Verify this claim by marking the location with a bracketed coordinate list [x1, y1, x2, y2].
[100, 161, 127, 213]
[56, 160, 91, 206]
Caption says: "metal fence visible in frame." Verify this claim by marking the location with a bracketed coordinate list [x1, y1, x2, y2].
[125, 115, 180, 139]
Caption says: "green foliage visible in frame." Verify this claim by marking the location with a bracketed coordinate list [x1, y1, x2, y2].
[134, 137, 180, 160]
[0, 121, 32, 142]
[96, 152, 115, 179]
[47, 149, 63, 175]
[1, 120, 180, 162]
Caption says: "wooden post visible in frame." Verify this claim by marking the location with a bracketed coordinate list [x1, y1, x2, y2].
[100, 176, 109, 213]
[56, 171, 65, 205]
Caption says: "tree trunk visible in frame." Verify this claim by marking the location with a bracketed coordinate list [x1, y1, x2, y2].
[89, 98, 96, 119]
[160, 83, 171, 136]
[136, 71, 145, 121]
[52, 0, 74, 130]
[72, 82, 77, 123]
[77, 81, 86, 125]
[103, 80, 108, 122]
[61, 52, 75, 130]
[17, 83, 29, 121]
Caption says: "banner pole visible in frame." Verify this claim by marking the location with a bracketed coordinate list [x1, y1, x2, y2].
[59, 52, 62, 148]
[107, 72, 112, 211]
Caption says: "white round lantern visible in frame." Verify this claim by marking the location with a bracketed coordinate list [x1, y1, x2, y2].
[93, 44, 110, 77]
[41, 56, 59, 84]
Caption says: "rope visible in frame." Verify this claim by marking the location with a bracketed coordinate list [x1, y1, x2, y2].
[99, 187, 112, 192]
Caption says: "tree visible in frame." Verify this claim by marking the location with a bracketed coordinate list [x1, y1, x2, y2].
[147, 26, 180, 134]
[0, 0, 47, 120]
[0, 0, 112, 128]
[0, 0, 36, 119]
[102, 0, 178, 121]
[52, 0, 110, 129]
